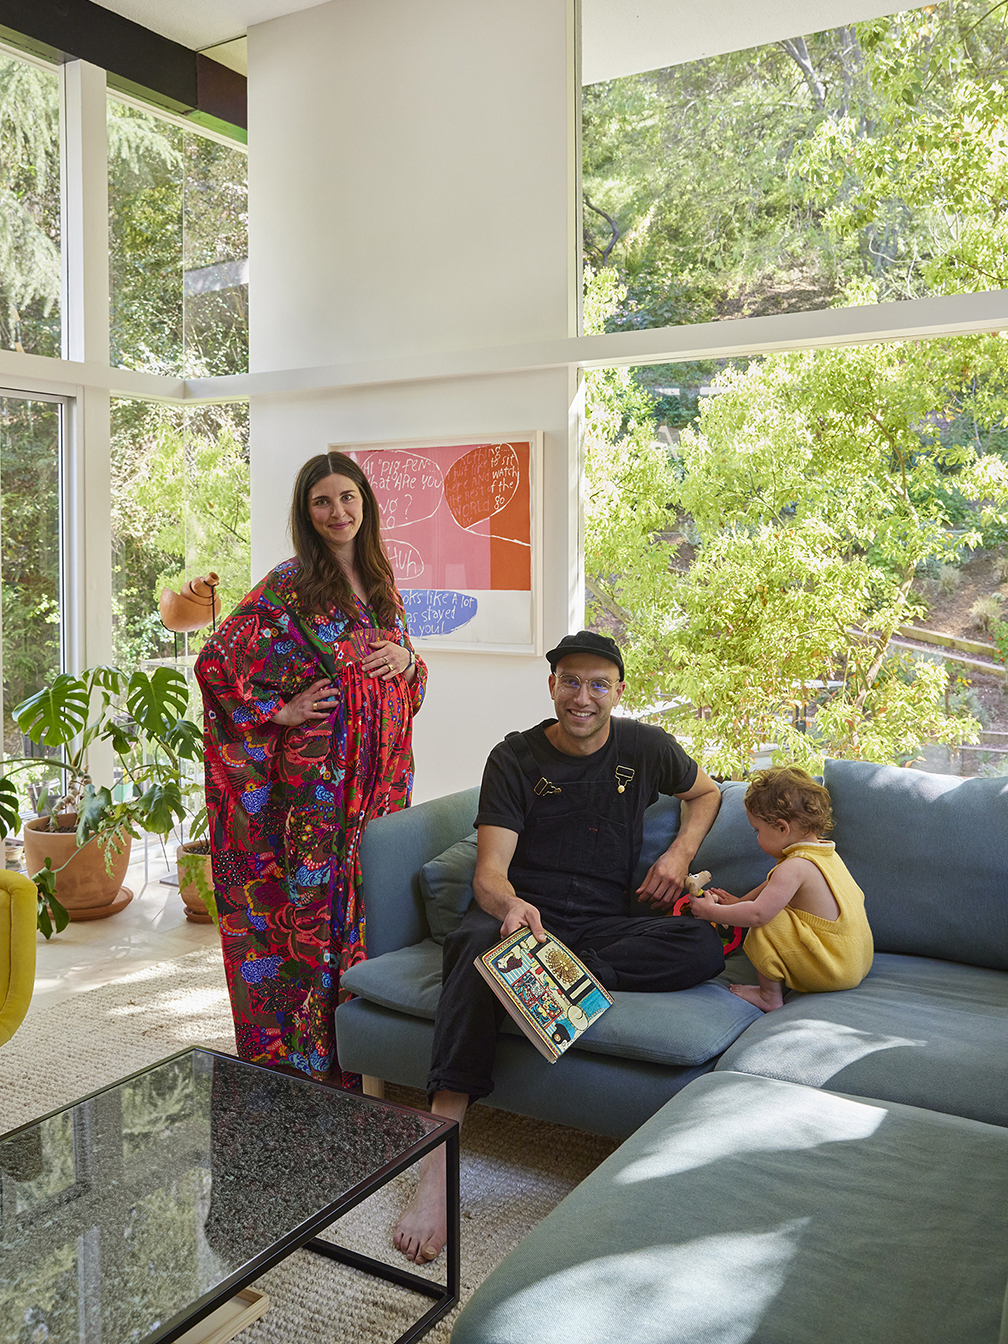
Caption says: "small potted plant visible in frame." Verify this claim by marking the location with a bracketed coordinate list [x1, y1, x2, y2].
[176, 832, 216, 924]
[0, 665, 206, 936]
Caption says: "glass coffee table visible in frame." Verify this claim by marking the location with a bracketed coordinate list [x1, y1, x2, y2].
[0, 1048, 459, 1344]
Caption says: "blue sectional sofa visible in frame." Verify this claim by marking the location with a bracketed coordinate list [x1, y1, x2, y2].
[337, 758, 1008, 1134]
[337, 757, 1008, 1343]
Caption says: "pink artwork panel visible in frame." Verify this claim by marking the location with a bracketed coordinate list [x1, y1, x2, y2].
[354, 442, 531, 592]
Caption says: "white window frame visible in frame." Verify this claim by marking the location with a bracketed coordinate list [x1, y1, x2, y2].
[0, 23, 1000, 694]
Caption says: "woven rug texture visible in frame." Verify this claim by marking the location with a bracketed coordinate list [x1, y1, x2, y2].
[2, 946, 617, 1342]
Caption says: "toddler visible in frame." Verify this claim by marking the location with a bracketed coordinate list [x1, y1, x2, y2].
[689, 766, 873, 1012]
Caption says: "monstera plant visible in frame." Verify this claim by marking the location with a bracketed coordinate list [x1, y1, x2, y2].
[0, 665, 207, 937]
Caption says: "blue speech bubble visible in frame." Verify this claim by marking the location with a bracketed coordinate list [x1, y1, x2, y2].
[402, 589, 478, 638]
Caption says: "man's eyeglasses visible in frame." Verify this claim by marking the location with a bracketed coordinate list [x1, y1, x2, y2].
[555, 674, 617, 699]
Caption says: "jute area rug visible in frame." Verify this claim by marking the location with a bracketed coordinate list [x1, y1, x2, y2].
[2, 946, 617, 1343]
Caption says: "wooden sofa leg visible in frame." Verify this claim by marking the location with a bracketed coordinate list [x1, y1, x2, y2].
[362, 1075, 386, 1099]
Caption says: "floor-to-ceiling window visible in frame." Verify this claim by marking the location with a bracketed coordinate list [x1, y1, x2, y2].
[111, 398, 250, 668]
[582, 3, 1008, 332]
[581, 1, 1008, 777]
[108, 96, 248, 379]
[106, 97, 250, 667]
[0, 45, 61, 357]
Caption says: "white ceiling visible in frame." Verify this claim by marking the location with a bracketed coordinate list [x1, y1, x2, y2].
[581, 0, 912, 84]
[90, 0, 326, 55]
[92, 0, 913, 83]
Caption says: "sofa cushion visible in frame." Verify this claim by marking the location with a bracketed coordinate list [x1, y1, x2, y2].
[451, 1071, 1008, 1344]
[572, 981, 760, 1067]
[419, 831, 477, 944]
[341, 942, 761, 1068]
[359, 786, 480, 958]
[341, 940, 445, 1018]
[825, 758, 1008, 971]
[715, 951, 1008, 1127]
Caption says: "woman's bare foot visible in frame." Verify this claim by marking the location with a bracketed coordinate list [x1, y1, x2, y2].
[730, 982, 784, 1012]
[394, 1157, 446, 1262]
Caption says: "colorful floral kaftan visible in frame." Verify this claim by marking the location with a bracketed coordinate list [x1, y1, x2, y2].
[194, 559, 426, 1086]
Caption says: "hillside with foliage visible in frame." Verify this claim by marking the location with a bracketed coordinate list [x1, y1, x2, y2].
[584, 1, 1008, 329]
[583, 2, 1008, 774]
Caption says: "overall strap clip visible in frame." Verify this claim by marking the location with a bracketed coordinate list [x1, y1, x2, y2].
[506, 730, 562, 797]
[613, 718, 641, 794]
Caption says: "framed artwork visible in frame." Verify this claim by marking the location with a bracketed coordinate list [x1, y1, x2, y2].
[333, 433, 544, 654]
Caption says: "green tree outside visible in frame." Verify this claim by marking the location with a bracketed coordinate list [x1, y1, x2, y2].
[583, 5, 1008, 774]
[0, 50, 251, 703]
[584, 2, 1008, 330]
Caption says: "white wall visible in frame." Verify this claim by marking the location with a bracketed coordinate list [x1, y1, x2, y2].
[248, 0, 574, 371]
[246, 0, 579, 800]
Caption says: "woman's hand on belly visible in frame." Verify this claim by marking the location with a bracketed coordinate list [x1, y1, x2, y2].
[362, 637, 414, 683]
[271, 677, 337, 726]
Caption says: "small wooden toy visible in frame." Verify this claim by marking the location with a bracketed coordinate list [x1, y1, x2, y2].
[672, 870, 744, 955]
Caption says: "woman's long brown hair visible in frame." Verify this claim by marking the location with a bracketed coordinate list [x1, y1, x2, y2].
[289, 452, 400, 626]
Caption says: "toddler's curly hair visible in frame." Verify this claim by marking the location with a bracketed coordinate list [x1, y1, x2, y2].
[744, 766, 833, 836]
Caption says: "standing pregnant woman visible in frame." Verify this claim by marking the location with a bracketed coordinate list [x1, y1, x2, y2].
[195, 451, 426, 1087]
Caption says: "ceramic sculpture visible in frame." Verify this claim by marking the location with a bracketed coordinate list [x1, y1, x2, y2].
[159, 572, 222, 632]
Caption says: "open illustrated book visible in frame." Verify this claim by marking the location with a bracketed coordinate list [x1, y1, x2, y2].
[475, 928, 613, 1063]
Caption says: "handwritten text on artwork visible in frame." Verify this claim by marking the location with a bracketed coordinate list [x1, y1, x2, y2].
[363, 451, 444, 529]
[401, 589, 478, 638]
[445, 443, 520, 530]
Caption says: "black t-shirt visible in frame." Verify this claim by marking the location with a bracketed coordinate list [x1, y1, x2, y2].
[475, 717, 698, 919]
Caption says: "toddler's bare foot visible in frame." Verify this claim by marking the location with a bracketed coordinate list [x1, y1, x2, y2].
[394, 1162, 446, 1262]
[730, 983, 784, 1013]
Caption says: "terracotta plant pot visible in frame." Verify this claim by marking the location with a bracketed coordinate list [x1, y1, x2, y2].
[176, 841, 216, 923]
[159, 572, 222, 633]
[23, 815, 132, 920]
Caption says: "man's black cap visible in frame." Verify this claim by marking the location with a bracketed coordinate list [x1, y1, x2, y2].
[546, 631, 625, 681]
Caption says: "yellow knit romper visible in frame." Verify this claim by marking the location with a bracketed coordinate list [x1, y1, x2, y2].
[743, 841, 874, 994]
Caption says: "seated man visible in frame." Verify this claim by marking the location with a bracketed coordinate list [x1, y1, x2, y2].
[394, 631, 724, 1262]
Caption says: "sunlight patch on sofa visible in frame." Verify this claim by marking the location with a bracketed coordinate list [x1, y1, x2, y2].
[732, 1018, 927, 1087]
[479, 1221, 808, 1344]
[616, 1076, 886, 1182]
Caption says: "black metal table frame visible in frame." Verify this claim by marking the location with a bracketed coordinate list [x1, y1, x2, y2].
[2, 1048, 460, 1344]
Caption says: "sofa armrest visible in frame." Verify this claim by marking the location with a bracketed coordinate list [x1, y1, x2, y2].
[359, 786, 481, 958]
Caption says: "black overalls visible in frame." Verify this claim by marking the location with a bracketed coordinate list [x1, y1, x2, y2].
[426, 726, 725, 1103]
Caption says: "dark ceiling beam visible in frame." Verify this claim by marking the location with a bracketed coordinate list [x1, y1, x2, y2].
[196, 54, 246, 133]
[0, 0, 246, 135]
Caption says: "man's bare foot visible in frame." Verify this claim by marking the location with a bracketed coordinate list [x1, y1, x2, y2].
[394, 1158, 446, 1262]
[730, 982, 784, 1012]
[393, 1088, 467, 1263]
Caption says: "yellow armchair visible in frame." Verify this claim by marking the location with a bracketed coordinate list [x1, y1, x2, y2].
[0, 870, 37, 1046]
